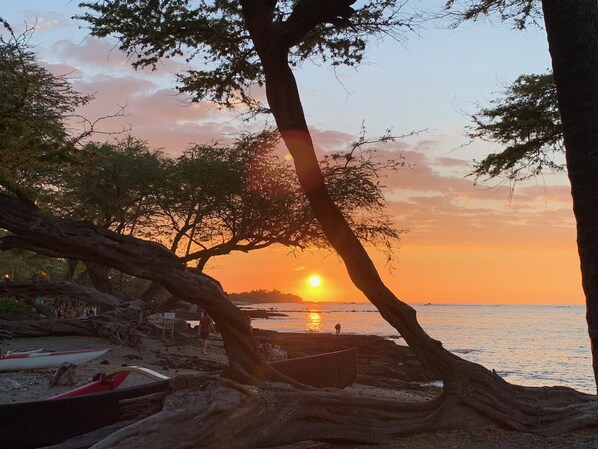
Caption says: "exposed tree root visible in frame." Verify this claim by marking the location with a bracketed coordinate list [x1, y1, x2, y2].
[87, 375, 597, 449]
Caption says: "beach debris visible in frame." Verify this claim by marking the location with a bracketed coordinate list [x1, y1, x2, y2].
[0, 378, 21, 392]
[49, 362, 77, 387]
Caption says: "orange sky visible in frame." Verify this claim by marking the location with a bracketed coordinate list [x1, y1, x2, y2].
[207, 236, 584, 305]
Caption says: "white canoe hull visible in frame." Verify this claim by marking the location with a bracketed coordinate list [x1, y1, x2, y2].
[0, 348, 109, 372]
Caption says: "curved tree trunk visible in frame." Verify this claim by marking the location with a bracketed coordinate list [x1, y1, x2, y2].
[86, 262, 125, 299]
[243, 0, 471, 379]
[542, 0, 598, 394]
[0, 194, 284, 383]
[1, 196, 597, 447]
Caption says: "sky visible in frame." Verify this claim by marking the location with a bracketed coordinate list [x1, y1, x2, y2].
[2, 1, 584, 305]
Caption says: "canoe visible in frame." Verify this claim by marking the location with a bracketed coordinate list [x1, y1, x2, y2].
[271, 347, 358, 388]
[0, 348, 109, 372]
[51, 365, 170, 399]
[0, 378, 169, 449]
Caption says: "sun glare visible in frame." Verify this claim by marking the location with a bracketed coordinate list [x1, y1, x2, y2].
[308, 275, 322, 288]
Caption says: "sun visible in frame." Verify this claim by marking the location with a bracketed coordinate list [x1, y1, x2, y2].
[308, 275, 322, 288]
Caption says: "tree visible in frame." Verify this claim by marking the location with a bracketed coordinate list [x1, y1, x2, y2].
[445, 0, 598, 393]
[0, 19, 92, 199]
[33, 0, 594, 447]
[468, 72, 564, 183]
[43, 136, 165, 234]
[156, 130, 403, 270]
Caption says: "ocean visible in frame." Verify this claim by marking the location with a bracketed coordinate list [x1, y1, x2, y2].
[242, 302, 595, 394]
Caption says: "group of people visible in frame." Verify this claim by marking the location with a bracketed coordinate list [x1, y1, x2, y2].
[54, 304, 97, 319]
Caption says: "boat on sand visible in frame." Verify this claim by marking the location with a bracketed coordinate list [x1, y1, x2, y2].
[0, 348, 109, 372]
[0, 367, 169, 449]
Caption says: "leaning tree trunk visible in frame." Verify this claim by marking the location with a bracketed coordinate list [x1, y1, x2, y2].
[1, 197, 597, 448]
[238, 0, 598, 433]
[542, 0, 598, 394]
[0, 195, 287, 384]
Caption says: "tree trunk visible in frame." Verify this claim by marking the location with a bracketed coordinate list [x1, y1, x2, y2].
[0, 194, 282, 383]
[0, 281, 124, 309]
[542, 0, 598, 393]
[86, 262, 124, 299]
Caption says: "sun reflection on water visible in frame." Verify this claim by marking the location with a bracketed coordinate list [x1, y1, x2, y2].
[306, 310, 322, 332]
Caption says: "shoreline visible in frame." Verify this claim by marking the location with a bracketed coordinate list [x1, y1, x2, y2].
[0, 329, 437, 405]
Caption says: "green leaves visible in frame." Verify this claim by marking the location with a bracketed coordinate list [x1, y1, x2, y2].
[468, 72, 565, 182]
[444, 0, 541, 30]
[0, 22, 91, 195]
[77, 0, 411, 112]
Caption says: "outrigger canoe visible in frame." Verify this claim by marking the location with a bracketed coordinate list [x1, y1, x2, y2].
[0, 367, 169, 449]
[0, 348, 109, 372]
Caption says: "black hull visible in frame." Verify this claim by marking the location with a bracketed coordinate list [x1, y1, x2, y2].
[0, 380, 168, 449]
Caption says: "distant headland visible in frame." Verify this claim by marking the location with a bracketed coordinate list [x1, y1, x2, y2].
[229, 289, 303, 304]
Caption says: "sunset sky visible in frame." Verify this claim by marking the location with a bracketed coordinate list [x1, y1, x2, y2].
[3, 1, 583, 305]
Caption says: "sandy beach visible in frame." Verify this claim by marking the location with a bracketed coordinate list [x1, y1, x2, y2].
[1, 331, 597, 448]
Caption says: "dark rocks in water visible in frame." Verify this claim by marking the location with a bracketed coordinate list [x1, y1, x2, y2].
[252, 330, 439, 388]
[242, 309, 288, 319]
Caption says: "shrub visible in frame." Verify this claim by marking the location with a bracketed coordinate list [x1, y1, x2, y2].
[0, 297, 33, 318]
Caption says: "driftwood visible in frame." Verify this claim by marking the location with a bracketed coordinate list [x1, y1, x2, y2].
[0, 281, 124, 310]
[0, 301, 159, 347]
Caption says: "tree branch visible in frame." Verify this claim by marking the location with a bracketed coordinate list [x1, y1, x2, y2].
[281, 0, 357, 47]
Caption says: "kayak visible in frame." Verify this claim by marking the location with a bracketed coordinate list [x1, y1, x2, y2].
[0, 348, 109, 372]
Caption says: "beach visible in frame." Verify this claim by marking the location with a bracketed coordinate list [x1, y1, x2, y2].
[1, 331, 597, 448]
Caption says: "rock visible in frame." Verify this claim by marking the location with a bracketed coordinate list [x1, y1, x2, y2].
[0, 378, 21, 392]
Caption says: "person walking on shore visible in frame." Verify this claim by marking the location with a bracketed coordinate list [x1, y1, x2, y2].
[199, 312, 215, 354]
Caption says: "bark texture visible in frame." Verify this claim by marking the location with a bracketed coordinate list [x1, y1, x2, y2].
[542, 0, 598, 393]
[88, 375, 597, 449]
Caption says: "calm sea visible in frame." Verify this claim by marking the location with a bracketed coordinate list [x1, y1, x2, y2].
[242, 302, 595, 394]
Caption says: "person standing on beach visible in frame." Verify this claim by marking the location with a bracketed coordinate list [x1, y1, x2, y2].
[199, 312, 215, 354]
[335, 323, 341, 335]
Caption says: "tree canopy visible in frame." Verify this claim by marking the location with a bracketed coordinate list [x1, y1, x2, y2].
[468, 72, 564, 183]
[0, 19, 92, 197]
[77, 0, 411, 113]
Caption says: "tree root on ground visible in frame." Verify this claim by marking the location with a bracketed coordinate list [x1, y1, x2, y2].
[85, 374, 597, 449]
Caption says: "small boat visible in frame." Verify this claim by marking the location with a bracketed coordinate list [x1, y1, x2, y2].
[271, 347, 358, 388]
[0, 367, 169, 449]
[0, 348, 109, 372]
[51, 365, 170, 399]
